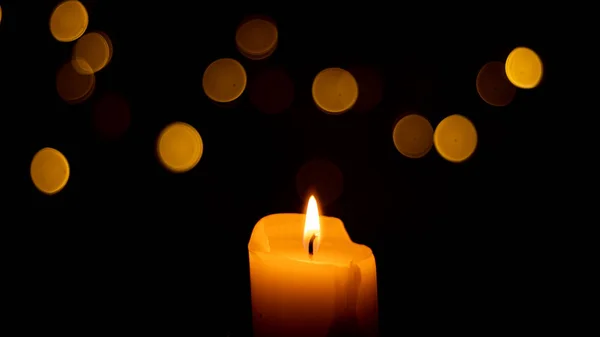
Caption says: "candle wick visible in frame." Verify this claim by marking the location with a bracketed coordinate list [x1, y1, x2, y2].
[308, 233, 317, 257]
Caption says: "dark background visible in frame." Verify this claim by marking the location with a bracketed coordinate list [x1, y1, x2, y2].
[5, 2, 552, 336]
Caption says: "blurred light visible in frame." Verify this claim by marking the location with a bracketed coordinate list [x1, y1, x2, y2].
[312, 68, 358, 115]
[92, 92, 131, 140]
[56, 61, 95, 104]
[296, 159, 343, 207]
[236, 17, 278, 61]
[72, 31, 112, 74]
[434, 114, 477, 163]
[393, 114, 433, 159]
[157, 122, 203, 173]
[202, 58, 247, 103]
[249, 66, 294, 114]
[348, 66, 383, 113]
[476, 61, 516, 107]
[505, 47, 543, 89]
[49, 0, 88, 43]
[0, 6, 3, 25]
[99, 31, 114, 64]
[30, 147, 70, 195]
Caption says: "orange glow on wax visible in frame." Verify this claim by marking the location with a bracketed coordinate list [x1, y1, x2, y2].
[303, 195, 321, 254]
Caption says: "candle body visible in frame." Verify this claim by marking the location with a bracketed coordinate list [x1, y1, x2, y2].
[248, 213, 378, 337]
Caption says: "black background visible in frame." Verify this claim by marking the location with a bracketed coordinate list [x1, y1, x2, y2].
[4, 2, 552, 336]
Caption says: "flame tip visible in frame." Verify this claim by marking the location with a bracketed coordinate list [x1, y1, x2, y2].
[304, 195, 321, 254]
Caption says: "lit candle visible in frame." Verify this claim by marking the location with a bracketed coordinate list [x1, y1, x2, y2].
[248, 196, 378, 337]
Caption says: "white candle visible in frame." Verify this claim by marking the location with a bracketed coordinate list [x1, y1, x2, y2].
[248, 196, 378, 337]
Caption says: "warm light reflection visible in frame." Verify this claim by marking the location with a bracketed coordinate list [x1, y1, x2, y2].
[157, 122, 203, 173]
[236, 17, 278, 61]
[477, 61, 516, 107]
[72, 31, 112, 74]
[0, 6, 3, 25]
[30, 147, 70, 195]
[434, 114, 478, 163]
[202, 58, 247, 103]
[303, 195, 321, 254]
[312, 68, 358, 115]
[505, 47, 543, 89]
[56, 61, 95, 104]
[49, 0, 88, 43]
[393, 113, 433, 159]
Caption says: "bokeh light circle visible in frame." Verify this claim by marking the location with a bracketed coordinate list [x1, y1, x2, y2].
[348, 66, 383, 113]
[312, 68, 359, 115]
[56, 61, 95, 104]
[98, 31, 114, 66]
[434, 114, 478, 163]
[236, 17, 278, 61]
[505, 47, 543, 89]
[476, 61, 516, 107]
[249, 66, 294, 114]
[49, 0, 89, 43]
[30, 147, 70, 195]
[72, 32, 112, 74]
[157, 122, 204, 173]
[296, 159, 344, 207]
[393, 114, 434, 159]
[92, 92, 131, 140]
[202, 58, 247, 103]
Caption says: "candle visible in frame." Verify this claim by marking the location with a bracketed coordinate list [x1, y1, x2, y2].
[248, 196, 378, 337]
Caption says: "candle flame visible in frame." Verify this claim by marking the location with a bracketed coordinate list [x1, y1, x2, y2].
[303, 195, 321, 255]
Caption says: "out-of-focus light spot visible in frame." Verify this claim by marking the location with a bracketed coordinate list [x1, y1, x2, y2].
[296, 159, 343, 207]
[0, 6, 3, 25]
[92, 92, 131, 140]
[72, 31, 112, 74]
[236, 17, 278, 61]
[99, 31, 114, 64]
[157, 122, 203, 173]
[393, 114, 433, 159]
[202, 58, 247, 103]
[30, 147, 70, 195]
[477, 61, 516, 107]
[56, 61, 95, 104]
[434, 114, 477, 163]
[49, 1, 88, 43]
[249, 66, 294, 114]
[505, 47, 543, 89]
[348, 66, 383, 113]
[312, 68, 358, 115]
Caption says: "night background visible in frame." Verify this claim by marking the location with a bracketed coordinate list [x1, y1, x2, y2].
[4, 1, 552, 336]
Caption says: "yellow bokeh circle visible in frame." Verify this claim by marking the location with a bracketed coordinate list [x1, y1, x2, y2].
[393, 114, 434, 159]
[505, 47, 543, 89]
[476, 61, 516, 107]
[157, 122, 204, 173]
[72, 32, 112, 74]
[236, 18, 278, 60]
[312, 68, 358, 114]
[56, 61, 96, 104]
[49, 0, 89, 43]
[202, 58, 247, 103]
[30, 147, 70, 195]
[434, 114, 478, 163]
